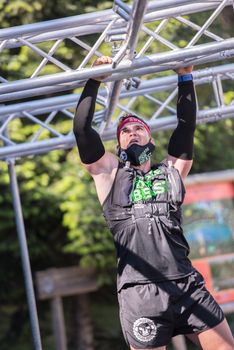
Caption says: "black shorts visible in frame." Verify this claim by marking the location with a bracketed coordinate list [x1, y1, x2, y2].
[118, 270, 224, 349]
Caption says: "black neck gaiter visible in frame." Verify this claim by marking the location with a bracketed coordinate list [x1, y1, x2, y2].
[118, 141, 155, 166]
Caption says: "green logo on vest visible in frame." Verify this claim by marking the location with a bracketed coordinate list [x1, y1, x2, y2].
[132, 169, 170, 203]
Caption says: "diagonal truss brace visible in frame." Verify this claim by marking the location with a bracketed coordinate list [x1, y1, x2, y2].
[0, 0, 234, 103]
[0, 63, 233, 160]
[0, 0, 233, 160]
[0, 38, 234, 102]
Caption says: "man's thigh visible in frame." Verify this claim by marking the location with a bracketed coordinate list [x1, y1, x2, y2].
[186, 318, 234, 350]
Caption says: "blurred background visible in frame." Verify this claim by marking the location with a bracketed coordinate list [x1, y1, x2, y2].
[0, 0, 233, 349]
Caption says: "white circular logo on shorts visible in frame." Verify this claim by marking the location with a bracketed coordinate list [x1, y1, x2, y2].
[133, 317, 157, 342]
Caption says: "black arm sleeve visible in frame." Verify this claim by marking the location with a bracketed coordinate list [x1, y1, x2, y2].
[168, 80, 197, 160]
[73, 78, 105, 164]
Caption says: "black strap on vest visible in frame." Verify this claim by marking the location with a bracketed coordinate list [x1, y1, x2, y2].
[166, 161, 184, 205]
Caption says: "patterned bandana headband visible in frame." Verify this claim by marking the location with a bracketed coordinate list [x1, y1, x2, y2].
[117, 116, 151, 144]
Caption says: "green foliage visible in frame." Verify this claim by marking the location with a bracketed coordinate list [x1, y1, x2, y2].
[0, 2, 234, 348]
[49, 149, 116, 272]
[193, 118, 234, 173]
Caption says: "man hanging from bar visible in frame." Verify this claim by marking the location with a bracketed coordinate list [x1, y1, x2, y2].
[73, 56, 234, 350]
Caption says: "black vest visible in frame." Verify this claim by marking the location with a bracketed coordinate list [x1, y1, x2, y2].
[103, 162, 193, 291]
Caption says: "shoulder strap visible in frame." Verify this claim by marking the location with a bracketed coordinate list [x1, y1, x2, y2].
[159, 162, 184, 205]
[111, 162, 135, 207]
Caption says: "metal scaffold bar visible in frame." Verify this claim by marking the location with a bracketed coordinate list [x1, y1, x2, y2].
[0, 105, 234, 160]
[0, 38, 234, 98]
[1, 63, 233, 118]
[0, 1, 233, 43]
[102, 0, 148, 130]
[0, 62, 233, 159]
[7, 159, 43, 350]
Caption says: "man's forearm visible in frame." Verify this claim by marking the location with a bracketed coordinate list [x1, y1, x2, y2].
[73, 79, 105, 164]
[168, 76, 197, 160]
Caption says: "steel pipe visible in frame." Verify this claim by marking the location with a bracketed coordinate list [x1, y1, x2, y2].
[7, 159, 43, 350]
[0, 38, 234, 97]
[0, 63, 234, 118]
[0, 1, 232, 45]
[1, 104, 234, 160]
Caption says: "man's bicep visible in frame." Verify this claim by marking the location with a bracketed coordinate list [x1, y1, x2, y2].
[84, 151, 118, 176]
[165, 155, 193, 179]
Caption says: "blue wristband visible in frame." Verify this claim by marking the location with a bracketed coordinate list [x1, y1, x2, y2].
[178, 73, 193, 82]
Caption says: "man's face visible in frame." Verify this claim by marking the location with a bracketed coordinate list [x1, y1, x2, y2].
[119, 122, 150, 150]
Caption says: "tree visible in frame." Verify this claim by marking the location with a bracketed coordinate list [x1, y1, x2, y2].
[0, 3, 233, 349]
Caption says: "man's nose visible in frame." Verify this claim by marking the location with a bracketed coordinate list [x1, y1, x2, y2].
[129, 129, 137, 136]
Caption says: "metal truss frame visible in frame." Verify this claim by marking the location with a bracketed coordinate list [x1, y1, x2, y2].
[1, 1, 234, 349]
[0, 62, 234, 159]
[0, 0, 234, 161]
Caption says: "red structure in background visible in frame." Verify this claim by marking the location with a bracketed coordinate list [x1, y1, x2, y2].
[184, 179, 234, 306]
[184, 182, 234, 205]
[192, 254, 234, 305]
